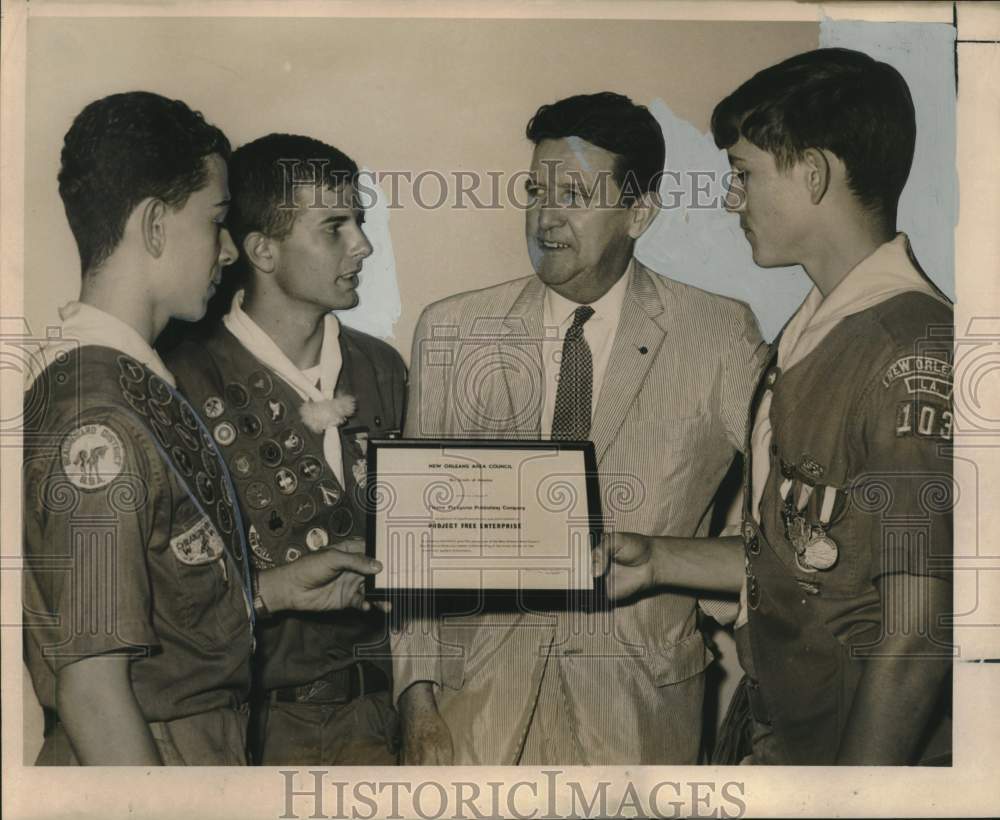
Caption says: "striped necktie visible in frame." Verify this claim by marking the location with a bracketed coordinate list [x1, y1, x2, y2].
[551, 305, 595, 440]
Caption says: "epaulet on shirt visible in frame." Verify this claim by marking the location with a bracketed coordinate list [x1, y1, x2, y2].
[864, 291, 954, 353]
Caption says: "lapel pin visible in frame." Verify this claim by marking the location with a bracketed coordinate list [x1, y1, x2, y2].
[638, 346, 648, 355]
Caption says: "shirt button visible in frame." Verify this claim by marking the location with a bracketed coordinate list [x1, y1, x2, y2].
[748, 575, 761, 610]
[374, 415, 382, 427]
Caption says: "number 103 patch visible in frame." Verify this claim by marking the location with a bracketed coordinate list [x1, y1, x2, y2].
[896, 400, 953, 440]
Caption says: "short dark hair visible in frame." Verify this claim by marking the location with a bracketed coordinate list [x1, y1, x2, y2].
[58, 91, 230, 274]
[711, 47, 916, 222]
[525, 92, 665, 202]
[226, 133, 360, 254]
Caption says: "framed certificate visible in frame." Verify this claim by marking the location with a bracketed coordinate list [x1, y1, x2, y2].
[364, 439, 603, 602]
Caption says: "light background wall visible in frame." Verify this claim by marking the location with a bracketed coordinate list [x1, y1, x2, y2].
[25, 17, 820, 354]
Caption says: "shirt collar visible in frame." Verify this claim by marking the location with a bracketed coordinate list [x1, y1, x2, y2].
[52, 301, 176, 386]
[778, 233, 949, 370]
[544, 258, 633, 328]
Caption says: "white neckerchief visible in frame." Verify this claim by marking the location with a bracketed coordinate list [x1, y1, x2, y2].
[540, 259, 631, 437]
[27, 301, 176, 390]
[223, 290, 346, 486]
[750, 233, 949, 521]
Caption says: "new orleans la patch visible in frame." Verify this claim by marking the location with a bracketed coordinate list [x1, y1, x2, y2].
[882, 355, 953, 401]
[60, 423, 126, 489]
[170, 516, 225, 565]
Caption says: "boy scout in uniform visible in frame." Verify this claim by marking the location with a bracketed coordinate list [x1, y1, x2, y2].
[596, 48, 953, 765]
[23, 93, 384, 765]
[165, 134, 405, 764]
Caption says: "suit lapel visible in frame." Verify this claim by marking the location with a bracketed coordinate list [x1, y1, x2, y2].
[494, 277, 546, 438]
[591, 263, 667, 463]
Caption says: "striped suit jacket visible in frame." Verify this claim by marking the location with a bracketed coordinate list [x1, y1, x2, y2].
[393, 261, 766, 764]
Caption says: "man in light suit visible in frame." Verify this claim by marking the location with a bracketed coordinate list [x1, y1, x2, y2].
[393, 92, 766, 765]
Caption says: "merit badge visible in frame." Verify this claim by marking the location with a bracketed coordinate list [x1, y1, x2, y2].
[179, 400, 199, 430]
[285, 547, 302, 563]
[249, 370, 274, 398]
[232, 451, 257, 478]
[121, 388, 148, 417]
[147, 375, 172, 405]
[267, 509, 288, 536]
[195, 471, 216, 504]
[275, 467, 298, 495]
[60, 423, 125, 490]
[305, 527, 329, 551]
[352, 458, 367, 489]
[247, 525, 274, 568]
[213, 420, 237, 446]
[203, 395, 225, 419]
[171, 446, 194, 476]
[282, 429, 304, 456]
[237, 414, 262, 439]
[150, 420, 171, 449]
[245, 481, 273, 509]
[298, 456, 324, 481]
[200, 448, 219, 479]
[291, 494, 317, 523]
[148, 399, 172, 428]
[117, 355, 146, 383]
[329, 507, 354, 537]
[267, 399, 286, 423]
[170, 516, 224, 565]
[259, 440, 283, 468]
[317, 480, 342, 506]
[216, 499, 235, 534]
[175, 423, 200, 452]
[225, 383, 250, 409]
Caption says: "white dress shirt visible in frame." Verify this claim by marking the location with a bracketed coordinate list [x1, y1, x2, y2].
[540, 260, 632, 438]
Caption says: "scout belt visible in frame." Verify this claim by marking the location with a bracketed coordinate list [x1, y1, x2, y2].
[272, 661, 390, 705]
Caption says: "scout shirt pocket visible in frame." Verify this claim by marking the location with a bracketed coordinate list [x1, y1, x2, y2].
[164, 491, 247, 649]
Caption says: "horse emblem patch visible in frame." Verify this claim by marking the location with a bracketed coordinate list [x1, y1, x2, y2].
[60, 424, 126, 489]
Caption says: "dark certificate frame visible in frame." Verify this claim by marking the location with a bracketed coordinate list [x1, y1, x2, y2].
[364, 438, 605, 608]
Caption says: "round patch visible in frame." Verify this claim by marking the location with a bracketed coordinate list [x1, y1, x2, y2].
[285, 547, 302, 563]
[297, 456, 324, 481]
[217, 500, 235, 534]
[245, 481, 273, 510]
[275, 467, 298, 495]
[231, 450, 257, 478]
[195, 471, 216, 505]
[148, 400, 172, 428]
[266, 509, 288, 537]
[202, 396, 225, 419]
[122, 390, 148, 417]
[179, 400, 199, 431]
[175, 423, 201, 452]
[305, 527, 329, 551]
[120, 375, 147, 402]
[248, 370, 274, 398]
[151, 420, 171, 448]
[237, 414, 262, 439]
[225, 383, 250, 409]
[281, 429, 304, 456]
[259, 439, 284, 468]
[316, 480, 342, 507]
[171, 446, 194, 476]
[213, 421, 237, 447]
[147, 375, 172, 405]
[290, 493, 317, 523]
[266, 399, 286, 423]
[117, 356, 146, 383]
[60, 423, 125, 490]
[328, 507, 355, 537]
[200, 448, 219, 479]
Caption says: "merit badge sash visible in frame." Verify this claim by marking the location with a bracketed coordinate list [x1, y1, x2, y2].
[196, 362, 366, 570]
[114, 353, 254, 617]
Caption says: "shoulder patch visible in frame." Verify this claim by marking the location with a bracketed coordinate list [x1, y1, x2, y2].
[170, 516, 225, 565]
[882, 355, 953, 400]
[60, 423, 126, 489]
